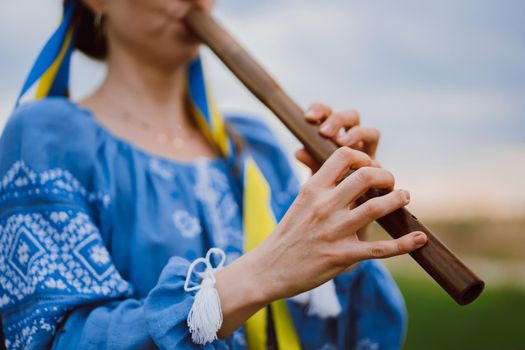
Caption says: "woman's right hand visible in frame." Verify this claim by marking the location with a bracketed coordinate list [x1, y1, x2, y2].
[255, 146, 427, 299]
[215, 147, 427, 337]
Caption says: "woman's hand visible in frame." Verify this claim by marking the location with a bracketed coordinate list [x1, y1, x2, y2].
[296, 103, 381, 172]
[215, 147, 427, 337]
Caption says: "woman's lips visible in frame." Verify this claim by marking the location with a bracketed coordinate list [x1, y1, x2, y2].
[180, 21, 198, 39]
[165, 2, 204, 42]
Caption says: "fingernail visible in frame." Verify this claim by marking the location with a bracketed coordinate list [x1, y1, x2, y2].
[305, 109, 317, 118]
[339, 134, 352, 144]
[413, 232, 427, 245]
[320, 122, 334, 134]
[399, 189, 410, 202]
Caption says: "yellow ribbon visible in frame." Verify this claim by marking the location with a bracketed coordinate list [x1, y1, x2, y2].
[189, 61, 301, 349]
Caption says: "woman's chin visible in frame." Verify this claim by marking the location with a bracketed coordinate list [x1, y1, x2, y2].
[151, 44, 200, 69]
[166, 19, 201, 44]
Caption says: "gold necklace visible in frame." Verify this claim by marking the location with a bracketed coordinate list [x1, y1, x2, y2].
[117, 110, 186, 150]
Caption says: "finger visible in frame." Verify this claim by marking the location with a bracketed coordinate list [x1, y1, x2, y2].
[332, 167, 396, 207]
[371, 159, 382, 168]
[338, 109, 360, 129]
[319, 110, 360, 138]
[295, 148, 321, 173]
[351, 231, 427, 260]
[337, 127, 380, 157]
[305, 103, 332, 123]
[346, 188, 410, 229]
[309, 147, 372, 188]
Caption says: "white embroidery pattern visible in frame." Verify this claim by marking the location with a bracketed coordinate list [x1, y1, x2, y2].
[193, 160, 243, 248]
[0, 210, 131, 349]
[0, 211, 129, 306]
[319, 343, 338, 350]
[0, 160, 110, 208]
[356, 338, 380, 350]
[276, 175, 300, 205]
[0, 161, 128, 349]
[148, 158, 175, 180]
[3, 306, 65, 349]
[172, 210, 202, 238]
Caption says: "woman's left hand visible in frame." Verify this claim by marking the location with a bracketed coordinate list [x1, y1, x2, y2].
[295, 102, 381, 172]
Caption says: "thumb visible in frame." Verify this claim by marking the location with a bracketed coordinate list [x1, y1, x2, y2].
[353, 231, 427, 260]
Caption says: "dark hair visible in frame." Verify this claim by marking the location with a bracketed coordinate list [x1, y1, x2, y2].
[65, 0, 108, 60]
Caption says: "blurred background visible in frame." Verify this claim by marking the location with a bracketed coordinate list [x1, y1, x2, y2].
[1, 0, 524, 348]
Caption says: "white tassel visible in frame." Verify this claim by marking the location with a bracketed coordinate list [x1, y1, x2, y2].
[307, 280, 342, 318]
[184, 248, 226, 345]
[290, 290, 310, 305]
[290, 280, 342, 318]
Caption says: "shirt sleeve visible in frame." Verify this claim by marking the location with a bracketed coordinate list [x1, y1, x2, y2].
[0, 100, 234, 349]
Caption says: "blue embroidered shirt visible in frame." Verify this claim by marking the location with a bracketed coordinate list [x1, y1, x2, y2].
[0, 97, 407, 349]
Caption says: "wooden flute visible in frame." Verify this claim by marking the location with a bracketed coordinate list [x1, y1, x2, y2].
[184, 9, 485, 305]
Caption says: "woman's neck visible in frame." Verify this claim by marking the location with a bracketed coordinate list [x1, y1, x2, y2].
[77, 48, 221, 163]
[85, 46, 195, 132]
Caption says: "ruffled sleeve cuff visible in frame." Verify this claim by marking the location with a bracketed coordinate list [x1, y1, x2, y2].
[144, 256, 233, 349]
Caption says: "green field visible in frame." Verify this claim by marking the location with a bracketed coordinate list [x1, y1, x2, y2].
[366, 218, 525, 349]
[397, 276, 525, 350]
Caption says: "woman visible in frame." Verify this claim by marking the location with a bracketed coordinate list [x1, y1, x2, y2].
[0, 0, 427, 349]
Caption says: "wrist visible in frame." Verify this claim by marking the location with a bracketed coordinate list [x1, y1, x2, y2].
[214, 247, 276, 338]
[216, 249, 274, 307]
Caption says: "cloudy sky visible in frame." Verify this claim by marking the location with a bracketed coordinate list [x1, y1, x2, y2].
[1, 0, 524, 218]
